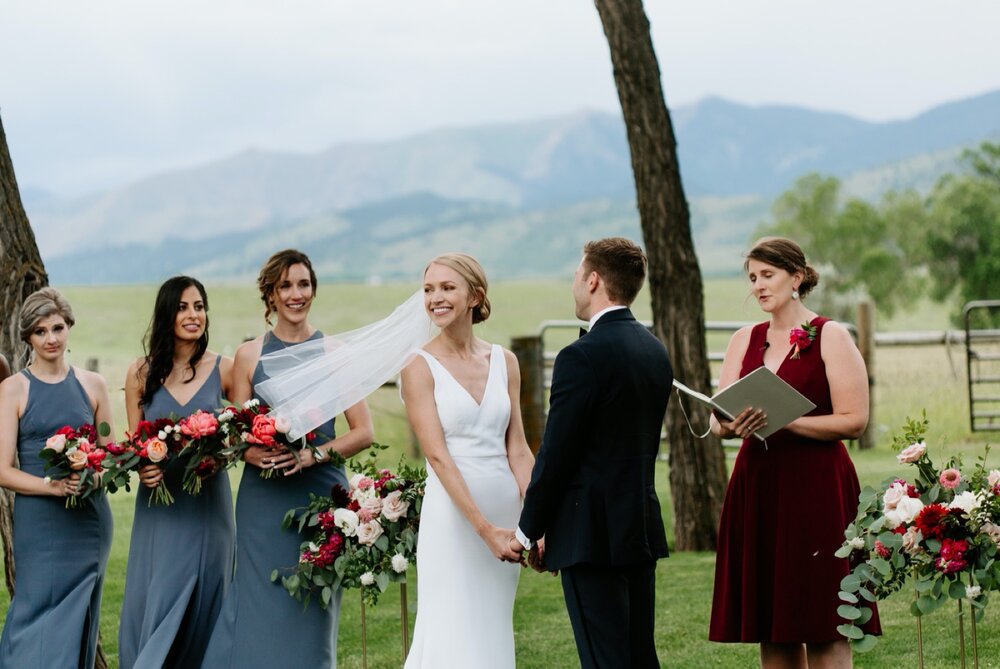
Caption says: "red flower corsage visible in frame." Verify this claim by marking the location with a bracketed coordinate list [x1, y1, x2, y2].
[789, 322, 818, 359]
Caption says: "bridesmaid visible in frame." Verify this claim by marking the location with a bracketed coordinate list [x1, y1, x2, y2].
[0, 288, 114, 667]
[202, 249, 373, 668]
[117, 276, 236, 668]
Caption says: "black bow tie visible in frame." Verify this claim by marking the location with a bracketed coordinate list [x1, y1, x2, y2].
[579, 327, 588, 339]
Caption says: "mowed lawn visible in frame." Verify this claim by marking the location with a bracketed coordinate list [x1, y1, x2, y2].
[2, 279, 998, 668]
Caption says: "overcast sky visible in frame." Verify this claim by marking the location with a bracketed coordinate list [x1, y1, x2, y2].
[2, 0, 999, 195]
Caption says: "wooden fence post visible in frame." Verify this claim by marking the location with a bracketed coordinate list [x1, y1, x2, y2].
[85, 357, 99, 372]
[511, 336, 545, 454]
[857, 301, 876, 450]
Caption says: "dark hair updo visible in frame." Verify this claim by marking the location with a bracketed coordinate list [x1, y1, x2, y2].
[745, 237, 820, 297]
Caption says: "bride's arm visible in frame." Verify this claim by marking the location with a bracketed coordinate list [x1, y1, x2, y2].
[401, 357, 522, 562]
[502, 349, 534, 498]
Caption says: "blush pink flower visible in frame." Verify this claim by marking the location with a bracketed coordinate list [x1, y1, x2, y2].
[145, 438, 169, 463]
[897, 441, 927, 463]
[939, 468, 961, 490]
[179, 410, 219, 438]
[381, 490, 410, 521]
[45, 433, 67, 453]
[66, 449, 88, 470]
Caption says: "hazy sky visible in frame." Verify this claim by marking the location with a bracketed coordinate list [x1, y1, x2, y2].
[2, 0, 999, 195]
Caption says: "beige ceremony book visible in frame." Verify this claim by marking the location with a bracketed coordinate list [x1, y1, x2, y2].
[672, 366, 816, 440]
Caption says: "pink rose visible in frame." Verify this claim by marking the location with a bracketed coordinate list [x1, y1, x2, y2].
[45, 433, 67, 453]
[179, 410, 219, 438]
[356, 476, 375, 490]
[356, 520, 384, 546]
[939, 468, 961, 490]
[66, 449, 88, 470]
[882, 483, 906, 511]
[988, 470, 1000, 490]
[381, 490, 410, 521]
[897, 441, 927, 464]
[273, 416, 292, 434]
[87, 448, 107, 470]
[360, 496, 383, 518]
[145, 438, 169, 463]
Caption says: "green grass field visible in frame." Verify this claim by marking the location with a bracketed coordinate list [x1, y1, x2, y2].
[2, 279, 997, 668]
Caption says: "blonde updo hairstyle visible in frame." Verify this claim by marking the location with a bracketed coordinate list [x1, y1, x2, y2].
[745, 237, 820, 298]
[425, 253, 491, 324]
[19, 287, 76, 343]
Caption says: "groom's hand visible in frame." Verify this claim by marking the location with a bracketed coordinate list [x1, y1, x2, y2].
[528, 538, 557, 575]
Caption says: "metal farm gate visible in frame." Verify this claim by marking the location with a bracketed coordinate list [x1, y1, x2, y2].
[965, 300, 1000, 432]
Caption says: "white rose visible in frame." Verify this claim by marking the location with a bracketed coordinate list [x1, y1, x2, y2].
[360, 571, 375, 586]
[948, 491, 980, 515]
[894, 496, 924, 525]
[157, 430, 168, 440]
[333, 508, 360, 537]
[848, 537, 865, 550]
[882, 483, 906, 511]
[966, 585, 982, 600]
[897, 441, 927, 463]
[356, 520, 384, 547]
[391, 554, 409, 573]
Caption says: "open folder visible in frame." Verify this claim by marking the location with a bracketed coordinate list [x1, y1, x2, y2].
[672, 366, 816, 440]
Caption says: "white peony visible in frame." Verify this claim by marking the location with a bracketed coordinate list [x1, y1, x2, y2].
[966, 585, 982, 600]
[884, 496, 924, 529]
[948, 491, 980, 515]
[391, 554, 409, 573]
[360, 572, 375, 586]
[334, 508, 360, 537]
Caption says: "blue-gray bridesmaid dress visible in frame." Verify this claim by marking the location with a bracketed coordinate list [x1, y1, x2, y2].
[118, 355, 235, 669]
[0, 368, 113, 668]
[201, 331, 347, 669]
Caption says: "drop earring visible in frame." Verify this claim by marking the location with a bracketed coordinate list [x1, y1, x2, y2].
[792, 289, 800, 301]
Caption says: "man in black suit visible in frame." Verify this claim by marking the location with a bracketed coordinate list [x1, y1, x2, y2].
[511, 237, 672, 669]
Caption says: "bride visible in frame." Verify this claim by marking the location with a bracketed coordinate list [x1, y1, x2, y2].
[401, 253, 534, 668]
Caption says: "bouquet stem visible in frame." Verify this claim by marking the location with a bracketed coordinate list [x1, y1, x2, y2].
[916, 591, 924, 669]
[148, 481, 175, 507]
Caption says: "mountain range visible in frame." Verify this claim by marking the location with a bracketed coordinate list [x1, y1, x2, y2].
[29, 89, 1000, 284]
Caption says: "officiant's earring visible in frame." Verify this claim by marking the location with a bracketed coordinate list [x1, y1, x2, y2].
[791, 288, 800, 300]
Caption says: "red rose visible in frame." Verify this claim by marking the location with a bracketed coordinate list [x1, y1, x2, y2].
[56, 425, 77, 439]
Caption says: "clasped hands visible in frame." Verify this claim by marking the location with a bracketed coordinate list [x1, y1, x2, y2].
[484, 526, 553, 574]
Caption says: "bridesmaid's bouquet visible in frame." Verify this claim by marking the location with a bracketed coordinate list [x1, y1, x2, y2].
[222, 399, 335, 478]
[175, 409, 229, 494]
[39, 422, 111, 508]
[275, 443, 426, 607]
[107, 418, 185, 506]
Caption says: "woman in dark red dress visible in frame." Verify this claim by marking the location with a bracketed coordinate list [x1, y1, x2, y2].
[708, 237, 880, 668]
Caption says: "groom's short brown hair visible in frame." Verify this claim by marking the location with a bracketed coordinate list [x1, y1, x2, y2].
[582, 237, 646, 305]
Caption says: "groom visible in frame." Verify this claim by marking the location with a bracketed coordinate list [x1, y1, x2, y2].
[512, 237, 672, 669]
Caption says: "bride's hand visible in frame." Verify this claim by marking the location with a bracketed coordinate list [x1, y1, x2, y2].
[482, 525, 523, 564]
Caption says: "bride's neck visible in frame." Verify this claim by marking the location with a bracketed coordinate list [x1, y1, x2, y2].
[437, 323, 477, 359]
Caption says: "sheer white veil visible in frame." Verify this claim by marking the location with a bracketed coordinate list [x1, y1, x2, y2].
[255, 289, 434, 441]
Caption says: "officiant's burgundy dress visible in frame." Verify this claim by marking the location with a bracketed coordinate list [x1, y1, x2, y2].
[709, 317, 881, 643]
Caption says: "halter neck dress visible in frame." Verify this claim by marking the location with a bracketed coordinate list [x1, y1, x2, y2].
[0, 368, 113, 668]
[202, 331, 348, 668]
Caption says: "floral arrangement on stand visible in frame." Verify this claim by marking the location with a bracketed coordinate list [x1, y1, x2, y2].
[274, 442, 426, 608]
[39, 422, 111, 508]
[836, 412, 1000, 660]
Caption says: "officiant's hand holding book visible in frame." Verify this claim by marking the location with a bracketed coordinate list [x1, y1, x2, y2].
[672, 366, 816, 441]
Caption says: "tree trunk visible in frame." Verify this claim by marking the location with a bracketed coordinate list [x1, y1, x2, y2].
[594, 0, 728, 550]
[0, 114, 109, 668]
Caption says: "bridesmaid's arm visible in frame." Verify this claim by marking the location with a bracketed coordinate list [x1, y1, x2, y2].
[280, 400, 373, 475]
[784, 322, 868, 441]
[402, 357, 522, 563]
[80, 369, 116, 444]
[0, 375, 77, 497]
[502, 349, 534, 498]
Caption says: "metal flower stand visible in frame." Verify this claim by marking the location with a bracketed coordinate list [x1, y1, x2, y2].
[359, 583, 411, 669]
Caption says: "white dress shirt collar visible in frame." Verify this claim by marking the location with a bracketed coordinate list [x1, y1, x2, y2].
[588, 305, 627, 330]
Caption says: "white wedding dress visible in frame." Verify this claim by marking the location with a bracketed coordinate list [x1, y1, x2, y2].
[404, 345, 522, 668]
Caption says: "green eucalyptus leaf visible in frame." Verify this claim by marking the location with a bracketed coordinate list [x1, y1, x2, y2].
[837, 624, 864, 640]
[838, 591, 859, 604]
[837, 605, 862, 621]
[851, 634, 879, 653]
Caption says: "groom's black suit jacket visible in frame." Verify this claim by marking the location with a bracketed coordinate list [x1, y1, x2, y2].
[519, 308, 672, 571]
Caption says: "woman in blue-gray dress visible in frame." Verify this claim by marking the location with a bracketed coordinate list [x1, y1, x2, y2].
[0, 288, 114, 668]
[202, 249, 373, 668]
[117, 276, 236, 669]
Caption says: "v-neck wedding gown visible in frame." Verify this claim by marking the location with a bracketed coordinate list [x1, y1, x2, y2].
[404, 345, 522, 668]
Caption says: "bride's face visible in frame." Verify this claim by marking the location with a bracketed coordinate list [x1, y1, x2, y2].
[271, 263, 315, 325]
[423, 263, 477, 328]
